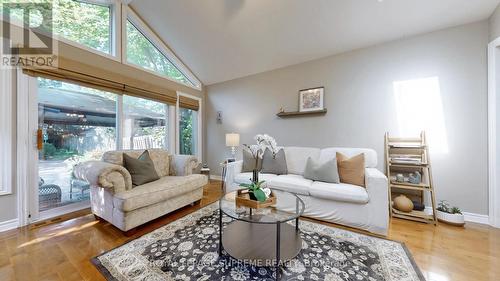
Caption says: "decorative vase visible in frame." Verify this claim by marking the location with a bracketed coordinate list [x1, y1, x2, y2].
[396, 173, 405, 182]
[409, 171, 421, 184]
[393, 195, 414, 212]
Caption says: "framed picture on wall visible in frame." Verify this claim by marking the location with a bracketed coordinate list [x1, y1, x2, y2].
[299, 87, 324, 112]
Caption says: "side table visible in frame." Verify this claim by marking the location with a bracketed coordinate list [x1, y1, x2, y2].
[200, 167, 211, 183]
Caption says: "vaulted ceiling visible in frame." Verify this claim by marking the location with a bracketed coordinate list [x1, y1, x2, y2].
[131, 0, 500, 85]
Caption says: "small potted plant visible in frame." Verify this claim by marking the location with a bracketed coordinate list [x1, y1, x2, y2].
[436, 200, 465, 226]
[239, 180, 269, 202]
[237, 180, 275, 208]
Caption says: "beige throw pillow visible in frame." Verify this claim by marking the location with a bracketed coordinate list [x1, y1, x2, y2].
[336, 152, 365, 187]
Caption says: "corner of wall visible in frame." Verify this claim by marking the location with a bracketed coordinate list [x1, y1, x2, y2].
[490, 3, 500, 41]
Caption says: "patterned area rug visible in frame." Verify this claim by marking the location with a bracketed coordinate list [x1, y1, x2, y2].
[92, 203, 425, 281]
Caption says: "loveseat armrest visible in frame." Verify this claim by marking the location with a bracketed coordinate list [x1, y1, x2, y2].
[365, 168, 389, 203]
[223, 160, 243, 188]
[365, 168, 389, 235]
[73, 161, 132, 193]
[170, 155, 199, 176]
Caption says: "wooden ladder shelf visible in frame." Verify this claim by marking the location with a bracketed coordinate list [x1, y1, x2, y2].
[385, 131, 438, 225]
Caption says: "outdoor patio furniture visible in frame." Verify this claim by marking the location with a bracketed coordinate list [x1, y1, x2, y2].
[39, 177, 62, 210]
[70, 177, 90, 199]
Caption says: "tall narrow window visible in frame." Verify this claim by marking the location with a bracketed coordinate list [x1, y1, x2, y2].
[126, 20, 193, 86]
[179, 108, 198, 155]
[122, 95, 168, 150]
[178, 95, 200, 156]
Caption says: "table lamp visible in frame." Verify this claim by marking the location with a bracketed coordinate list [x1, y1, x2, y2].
[225, 133, 240, 161]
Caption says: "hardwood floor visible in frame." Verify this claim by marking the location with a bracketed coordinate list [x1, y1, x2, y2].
[0, 181, 499, 281]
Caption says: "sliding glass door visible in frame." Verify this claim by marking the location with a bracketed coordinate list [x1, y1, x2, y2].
[25, 76, 199, 221]
[37, 78, 117, 212]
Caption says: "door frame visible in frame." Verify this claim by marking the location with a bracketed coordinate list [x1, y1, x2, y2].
[488, 36, 500, 228]
[16, 69, 32, 227]
[17, 70, 42, 226]
[17, 73, 91, 226]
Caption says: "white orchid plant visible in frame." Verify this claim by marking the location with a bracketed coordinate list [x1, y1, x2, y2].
[240, 134, 278, 201]
[242, 134, 279, 159]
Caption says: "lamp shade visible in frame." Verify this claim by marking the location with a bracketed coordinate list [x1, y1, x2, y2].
[225, 133, 240, 147]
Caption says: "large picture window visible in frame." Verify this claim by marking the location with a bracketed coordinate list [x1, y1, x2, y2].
[52, 0, 112, 54]
[2, 2, 201, 88]
[122, 95, 168, 150]
[126, 20, 193, 86]
[2, 0, 112, 54]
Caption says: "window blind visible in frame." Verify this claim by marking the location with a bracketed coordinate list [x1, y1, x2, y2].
[179, 95, 200, 111]
[23, 61, 178, 105]
[20, 40, 178, 105]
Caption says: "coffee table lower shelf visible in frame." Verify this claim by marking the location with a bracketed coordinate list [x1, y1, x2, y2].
[219, 220, 302, 279]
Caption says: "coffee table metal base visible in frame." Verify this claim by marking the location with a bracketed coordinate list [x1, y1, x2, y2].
[220, 220, 302, 279]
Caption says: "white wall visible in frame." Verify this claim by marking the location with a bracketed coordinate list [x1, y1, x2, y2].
[490, 3, 500, 41]
[0, 70, 17, 224]
[206, 21, 489, 215]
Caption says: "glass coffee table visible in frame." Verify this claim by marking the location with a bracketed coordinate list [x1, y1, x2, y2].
[218, 189, 305, 279]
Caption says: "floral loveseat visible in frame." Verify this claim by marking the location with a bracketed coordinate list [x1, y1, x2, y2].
[74, 149, 207, 232]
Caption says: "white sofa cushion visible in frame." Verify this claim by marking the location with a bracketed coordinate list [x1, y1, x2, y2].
[267, 174, 312, 195]
[319, 147, 378, 168]
[234, 172, 278, 185]
[284, 147, 321, 175]
[310, 181, 369, 204]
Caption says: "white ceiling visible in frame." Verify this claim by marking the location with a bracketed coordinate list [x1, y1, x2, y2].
[131, 0, 500, 85]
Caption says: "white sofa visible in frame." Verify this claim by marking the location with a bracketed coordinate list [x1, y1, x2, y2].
[225, 147, 389, 235]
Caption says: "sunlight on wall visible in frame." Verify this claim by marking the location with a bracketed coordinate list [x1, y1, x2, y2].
[393, 77, 448, 154]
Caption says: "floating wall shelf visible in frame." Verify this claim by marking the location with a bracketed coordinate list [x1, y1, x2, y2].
[276, 109, 327, 118]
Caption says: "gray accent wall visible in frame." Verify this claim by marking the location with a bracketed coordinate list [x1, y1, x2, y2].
[206, 21, 489, 215]
[490, 3, 500, 41]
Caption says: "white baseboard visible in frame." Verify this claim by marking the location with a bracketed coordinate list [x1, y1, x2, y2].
[0, 218, 18, 233]
[462, 212, 490, 225]
[424, 207, 489, 225]
[210, 174, 222, 181]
